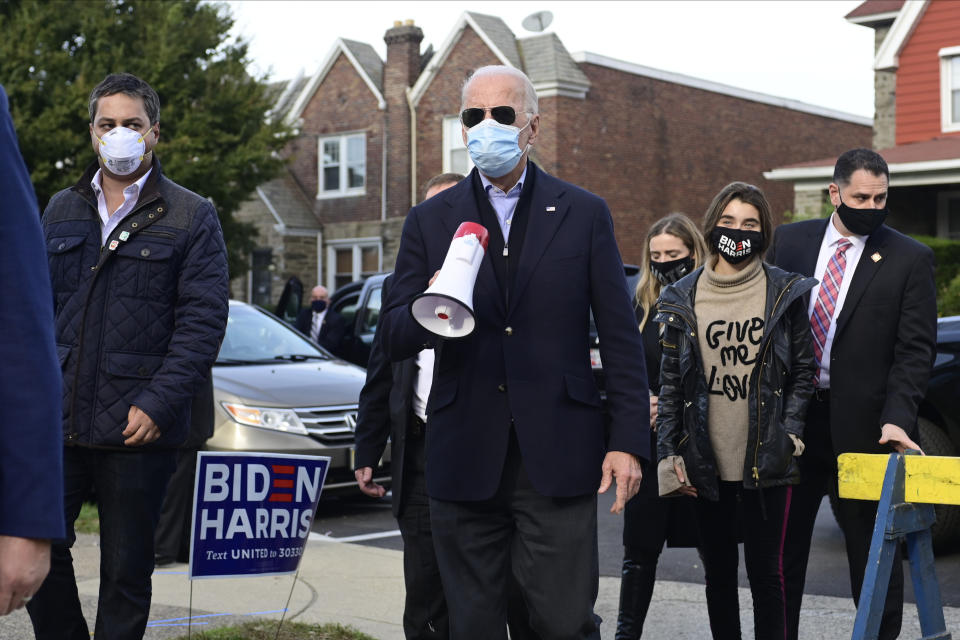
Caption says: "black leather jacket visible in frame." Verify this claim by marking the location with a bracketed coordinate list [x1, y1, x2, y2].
[654, 262, 817, 501]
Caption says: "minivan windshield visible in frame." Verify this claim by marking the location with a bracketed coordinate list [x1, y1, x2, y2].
[216, 303, 329, 365]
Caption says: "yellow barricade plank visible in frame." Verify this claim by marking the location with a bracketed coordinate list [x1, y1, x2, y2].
[837, 453, 960, 505]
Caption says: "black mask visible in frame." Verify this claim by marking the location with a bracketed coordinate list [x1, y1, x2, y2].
[311, 300, 328, 313]
[836, 195, 887, 236]
[650, 256, 695, 285]
[710, 227, 763, 265]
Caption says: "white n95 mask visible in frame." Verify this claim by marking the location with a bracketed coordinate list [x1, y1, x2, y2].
[96, 126, 147, 175]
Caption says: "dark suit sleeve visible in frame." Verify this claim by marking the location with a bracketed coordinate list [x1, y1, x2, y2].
[0, 85, 65, 539]
[353, 327, 394, 470]
[881, 246, 937, 430]
[380, 207, 438, 362]
[587, 200, 650, 461]
[319, 310, 349, 357]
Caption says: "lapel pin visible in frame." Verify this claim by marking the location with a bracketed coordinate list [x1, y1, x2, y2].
[119, 231, 130, 241]
[108, 240, 120, 251]
[546, 206, 556, 213]
[871, 252, 882, 263]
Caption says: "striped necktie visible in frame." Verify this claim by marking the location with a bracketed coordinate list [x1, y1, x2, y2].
[810, 238, 852, 383]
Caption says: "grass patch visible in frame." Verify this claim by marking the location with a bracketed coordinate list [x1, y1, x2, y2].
[75, 501, 99, 535]
[172, 621, 378, 639]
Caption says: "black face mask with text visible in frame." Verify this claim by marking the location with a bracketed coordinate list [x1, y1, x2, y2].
[650, 256, 695, 285]
[836, 194, 888, 236]
[710, 227, 763, 265]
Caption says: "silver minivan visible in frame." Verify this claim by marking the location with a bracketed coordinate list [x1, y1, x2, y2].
[208, 300, 390, 494]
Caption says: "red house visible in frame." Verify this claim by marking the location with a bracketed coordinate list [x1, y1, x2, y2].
[767, 0, 960, 237]
[234, 12, 871, 305]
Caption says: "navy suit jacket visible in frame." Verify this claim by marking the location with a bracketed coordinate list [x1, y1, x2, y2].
[766, 217, 937, 455]
[0, 85, 65, 539]
[379, 164, 649, 501]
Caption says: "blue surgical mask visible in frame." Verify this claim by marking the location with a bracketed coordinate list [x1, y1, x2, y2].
[466, 118, 530, 178]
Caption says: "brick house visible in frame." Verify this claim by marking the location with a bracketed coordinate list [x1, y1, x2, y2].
[232, 11, 871, 305]
[766, 0, 960, 236]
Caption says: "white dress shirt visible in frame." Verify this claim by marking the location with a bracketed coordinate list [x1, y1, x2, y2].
[807, 213, 868, 388]
[411, 348, 435, 422]
[91, 167, 152, 245]
[479, 165, 527, 242]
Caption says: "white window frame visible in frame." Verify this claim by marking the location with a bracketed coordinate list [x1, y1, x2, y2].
[317, 132, 366, 199]
[442, 115, 474, 175]
[937, 190, 960, 240]
[939, 46, 960, 134]
[325, 238, 383, 291]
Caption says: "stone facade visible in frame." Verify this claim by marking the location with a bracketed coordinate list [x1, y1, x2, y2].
[873, 24, 896, 150]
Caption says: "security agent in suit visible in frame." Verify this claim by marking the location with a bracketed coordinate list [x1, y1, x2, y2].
[296, 285, 349, 357]
[766, 148, 937, 640]
[377, 65, 649, 640]
[0, 84, 65, 615]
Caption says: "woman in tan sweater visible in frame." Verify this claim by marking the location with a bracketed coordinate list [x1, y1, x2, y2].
[654, 183, 817, 640]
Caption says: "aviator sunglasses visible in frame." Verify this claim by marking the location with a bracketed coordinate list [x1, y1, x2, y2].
[460, 106, 525, 128]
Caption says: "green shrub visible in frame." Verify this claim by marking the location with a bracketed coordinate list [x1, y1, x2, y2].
[910, 235, 960, 317]
[174, 621, 378, 640]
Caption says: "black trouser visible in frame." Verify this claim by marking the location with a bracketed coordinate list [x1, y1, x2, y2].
[398, 429, 450, 640]
[782, 395, 903, 640]
[429, 430, 600, 640]
[28, 446, 176, 640]
[154, 447, 199, 563]
[695, 481, 792, 640]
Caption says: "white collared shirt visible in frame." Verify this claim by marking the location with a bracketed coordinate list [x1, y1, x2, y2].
[91, 167, 153, 246]
[808, 212, 867, 388]
[479, 165, 527, 242]
[411, 348, 435, 422]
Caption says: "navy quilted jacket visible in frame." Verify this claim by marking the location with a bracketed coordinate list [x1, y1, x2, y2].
[44, 159, 229, 450]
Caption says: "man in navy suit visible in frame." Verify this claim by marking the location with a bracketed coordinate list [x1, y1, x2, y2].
[0, 85, 65, 614]
[378, 66, 649, 640]
[295, 285, 349, 357]
[766, 148, 937, 640]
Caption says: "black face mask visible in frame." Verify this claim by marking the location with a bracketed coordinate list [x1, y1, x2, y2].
[311, 300, 328, 313]
[836, 195, 888, 236]
[710, 227, 763, 265]
[650, 256, 695, 285]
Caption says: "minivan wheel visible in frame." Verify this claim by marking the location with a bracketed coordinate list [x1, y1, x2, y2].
[918, 418, 960, 554]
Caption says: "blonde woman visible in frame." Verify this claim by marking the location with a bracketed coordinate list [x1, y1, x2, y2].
[616, 213, 707, 639]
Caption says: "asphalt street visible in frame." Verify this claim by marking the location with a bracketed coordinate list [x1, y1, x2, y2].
[313, 488, 960, 607]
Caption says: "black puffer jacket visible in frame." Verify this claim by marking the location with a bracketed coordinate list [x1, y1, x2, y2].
[654, 262, 816, 501]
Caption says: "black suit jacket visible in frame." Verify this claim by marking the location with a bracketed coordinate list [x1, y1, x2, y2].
[296, 307, 348, 357]
[378, 163, 649, 501]
[766, 218, 937, 455]
[354, 276, 422, 517]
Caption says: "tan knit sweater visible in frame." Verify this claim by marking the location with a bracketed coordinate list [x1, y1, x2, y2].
[695, 257, 766, 482]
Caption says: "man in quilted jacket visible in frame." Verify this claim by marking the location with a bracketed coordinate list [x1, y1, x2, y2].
[26, 73, 229, 640]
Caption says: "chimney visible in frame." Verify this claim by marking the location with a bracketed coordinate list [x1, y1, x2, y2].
[383, 20, 424, 217]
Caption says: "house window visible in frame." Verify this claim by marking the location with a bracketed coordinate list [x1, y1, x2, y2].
[442, 116, 473, 176]
[937, 191, 960, 240]
[939, 47, 960, 133]
[326, 240, 382, 291]
[318, 133, 365, 197]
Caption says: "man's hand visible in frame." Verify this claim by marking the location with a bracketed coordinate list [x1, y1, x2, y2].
[428, 270, 440, 287]
[649, 395, 659, 431]
[598, 451, 642, 514]
[879, 423, 924, 455]
[0, 536, 49, 615]
[122, 405, 161, 446]
[354, 467, 386, 498]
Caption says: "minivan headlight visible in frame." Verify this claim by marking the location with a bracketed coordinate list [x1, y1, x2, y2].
[221, 403, 308, 435]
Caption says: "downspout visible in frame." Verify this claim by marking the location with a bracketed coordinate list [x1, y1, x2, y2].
[407, 86, 417, 207]
[381, 122, 387, 222]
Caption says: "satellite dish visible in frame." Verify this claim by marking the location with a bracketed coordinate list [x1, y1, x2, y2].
[521, 11, 553, 33]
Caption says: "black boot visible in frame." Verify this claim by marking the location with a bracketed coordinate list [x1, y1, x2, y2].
[615, 547, 659, 640]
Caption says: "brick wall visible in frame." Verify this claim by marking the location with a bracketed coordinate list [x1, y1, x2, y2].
[383, 23, 423, 218]
[292, 52, 384, 224]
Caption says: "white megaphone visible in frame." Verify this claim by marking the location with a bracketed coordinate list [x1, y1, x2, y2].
[410, 222, 490, 338]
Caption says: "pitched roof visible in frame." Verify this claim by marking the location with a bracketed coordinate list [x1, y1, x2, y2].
[519, 33, 591, 98]
[341, 39, 384, 94]
[845, 0, 905, 23]
[873, 0, 928, 70]
[764, 137, 960, 187]
[284, 38, 386, 124]
[269, 73, 309, 123]
[466, 12, 522, 68]
[256, 172, 319, 231]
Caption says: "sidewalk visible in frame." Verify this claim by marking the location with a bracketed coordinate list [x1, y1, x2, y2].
[1, 533, 958, 639]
